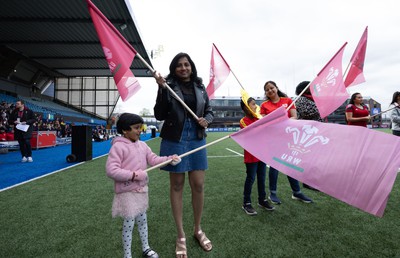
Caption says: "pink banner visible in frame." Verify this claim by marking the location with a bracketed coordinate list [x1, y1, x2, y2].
[310, 43, 349, 118]
[231, 107, 400, 217]
[87, 0, 140, 101]
[344, 26, 368, 87]
[206, 44, 230, 99]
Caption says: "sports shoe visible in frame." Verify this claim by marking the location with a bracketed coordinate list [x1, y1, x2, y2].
[292, 192, 313, 203]
[258, 199, 275, 211]
[21, 157, 27, 163]
[143, 248, 159, 258]
[27, 157, 33, 162]
[242, 203, 257, 216]
[268, 193, 282, 204]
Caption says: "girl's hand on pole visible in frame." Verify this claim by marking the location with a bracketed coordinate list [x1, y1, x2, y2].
[170, 155, 181, 166]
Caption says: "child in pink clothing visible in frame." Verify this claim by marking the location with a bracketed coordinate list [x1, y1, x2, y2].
[106, 113, 180, 258]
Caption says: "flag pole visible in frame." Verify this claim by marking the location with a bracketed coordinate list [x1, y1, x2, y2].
[145, 135, 231, 172]
[286, 82, 311, 111]
[212, 44, 245, 90]
[370, 106, 397, 118]
[342, 61, 352, 82]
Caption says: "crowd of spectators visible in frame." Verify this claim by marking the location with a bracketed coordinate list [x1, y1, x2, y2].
[33, 114, 72, 138]
[0, 101, 14, 141]
[1, 101, 111, 142]
[1, 100, 74, 141]
[92, 125, 110, 142]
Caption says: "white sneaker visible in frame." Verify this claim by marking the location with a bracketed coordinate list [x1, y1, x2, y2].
[21, 157, 27, 162]
[27, 157, 33, 162]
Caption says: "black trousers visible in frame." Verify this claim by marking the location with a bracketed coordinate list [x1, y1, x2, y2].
[17, 138, 32, 157]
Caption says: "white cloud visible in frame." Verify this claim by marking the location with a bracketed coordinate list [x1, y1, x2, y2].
[119, 0, 400, 115]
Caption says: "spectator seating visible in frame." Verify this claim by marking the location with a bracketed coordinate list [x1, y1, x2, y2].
[0, 93, 106, 125]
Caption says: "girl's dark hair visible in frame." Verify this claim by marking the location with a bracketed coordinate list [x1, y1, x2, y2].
[263, 81, 287, 100]
[390, 91, 400, 105]
[166, 52, 202, 84]
[240, 97, 256, 117]
[116, 113, 143, 134]
[240, 97, 255, 111]
[349, 92, 361, 105]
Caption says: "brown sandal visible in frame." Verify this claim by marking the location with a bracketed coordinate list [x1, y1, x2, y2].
[194, 230, 212, 252]
[175, 237, 187, 258]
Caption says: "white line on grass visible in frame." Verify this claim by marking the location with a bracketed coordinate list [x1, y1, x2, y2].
[208, 155, 241, 158]
[208, 148, 243, 158]
[225, 148, 244, 156]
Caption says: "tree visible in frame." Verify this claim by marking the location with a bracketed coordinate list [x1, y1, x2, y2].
[139, 108, 151, 116]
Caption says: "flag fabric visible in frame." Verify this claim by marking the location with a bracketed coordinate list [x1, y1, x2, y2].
[344, 26, 368, 87]
[231, 106, 400, 217]
[206, 44, 231, 99]
[87, 0, 140, 101]
[310, 43, 349, 118]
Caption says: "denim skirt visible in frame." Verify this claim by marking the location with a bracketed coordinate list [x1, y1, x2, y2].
[160, 118, 208, 173]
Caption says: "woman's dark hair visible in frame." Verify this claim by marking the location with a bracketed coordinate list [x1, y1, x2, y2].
[349, 92, 362, 105]
[263, 81, 287, 100]
[116, 113, 144, 134]
[390, 91, 400, 105]
[295, 81, 311, 95]
[166, 52, 202, 84]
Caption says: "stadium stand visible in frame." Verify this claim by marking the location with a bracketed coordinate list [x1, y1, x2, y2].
[0, 93, 105, 125]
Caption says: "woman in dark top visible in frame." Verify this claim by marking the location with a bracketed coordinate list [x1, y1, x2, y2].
[153, 53, 214, 258]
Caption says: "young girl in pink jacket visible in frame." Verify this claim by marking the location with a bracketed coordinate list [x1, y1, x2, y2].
[106, 113, 180, 258]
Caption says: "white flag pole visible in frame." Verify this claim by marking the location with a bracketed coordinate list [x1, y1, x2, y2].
[370, 106, 397, 118]
[144, 135, 231, 172]
[286, 82, 312, 111]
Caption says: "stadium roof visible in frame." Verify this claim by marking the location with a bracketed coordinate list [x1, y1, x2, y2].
[0, 0, 153, 80]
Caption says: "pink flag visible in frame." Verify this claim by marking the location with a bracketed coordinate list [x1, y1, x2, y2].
[344, 26, 368, 87]
[206, 44, 231, 99]
[310, 43, 349, 118]
[87, 0, 140, 101]
[231, 107, 400, 217]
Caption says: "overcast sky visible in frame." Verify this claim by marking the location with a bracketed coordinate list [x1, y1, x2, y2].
[115, 0, 400, 116]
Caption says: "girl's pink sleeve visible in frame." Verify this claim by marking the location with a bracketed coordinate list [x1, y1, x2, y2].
[144, 143, 171, 167]
[106, 145, 133, 182]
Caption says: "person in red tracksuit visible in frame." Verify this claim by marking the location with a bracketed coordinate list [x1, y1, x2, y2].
[240, 97, 275, 216]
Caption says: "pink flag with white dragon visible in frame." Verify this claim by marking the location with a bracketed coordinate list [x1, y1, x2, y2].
[206, 43, 231, 100]
[87, 0, 140, 101]
[310, 43, 349, 118]
[231, 107, 400, 217]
